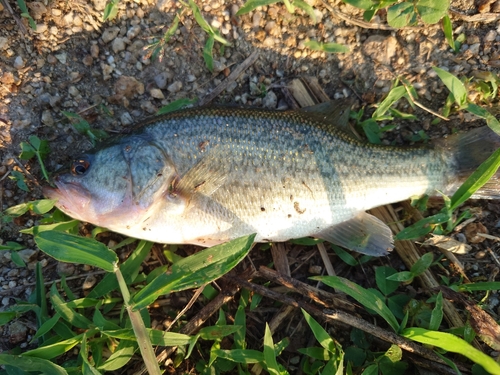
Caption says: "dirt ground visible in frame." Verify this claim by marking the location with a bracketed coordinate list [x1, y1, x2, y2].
[1, 0, 500, 373]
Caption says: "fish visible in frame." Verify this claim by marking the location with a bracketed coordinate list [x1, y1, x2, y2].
[43, 101, 500, 256]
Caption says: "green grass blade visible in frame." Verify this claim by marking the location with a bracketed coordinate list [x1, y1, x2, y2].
[88, 240, 152, 298]
[372, 85, 406, 119]
[402, 327, 500, 374]
[236, 0, 280, 15]
[466, 103, 500, 135]
[50, 284, 94, 330]
[23, 332, 90, 360]
[35, 231, 118, 272]
[442, 15, 457, 52]
[301, 309, 336, 352]
[203, 35, 215, 72]
[0, 354, 68, 375]
[394, 212, 450, 241]
[450, 147, 500, 211]
[433, 67, 467, 108]
[410, 252, 433, 275]
[293, 0, 316, 23]
[304, 40, 349, 53]
[157, 98, 197, 115]
[132, 234, 255, 310]
[457, 282, 500, 292]
[428, 291, 443, 331]
[212, 349, 264, 364]
[263, 324, 280, 375]
[312, 275, 400, 332]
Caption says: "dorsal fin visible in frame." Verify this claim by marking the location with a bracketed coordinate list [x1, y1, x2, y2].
[298, 99, 360, 138]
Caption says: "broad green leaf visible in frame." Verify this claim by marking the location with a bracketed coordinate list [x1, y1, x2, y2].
[301, 309, 336, 352]
[410, 253, 433, 275]
[433, 67, 467, 108]
[450, 147, 500, 211]
[375, 266, 399, 296]
[23, 333, 87, 360]
[35, 231, 118, 272]
[416, 0, 450, 24]
[236, 0, 280, 15]
[0, 241, 24, 251]
[157, 98, 197, 115]
[0, 311, 17, 325]
[132, 234, 255, 310]
[263, 324, 280, 375]
[342, 0, 373, 10]
[4, 199, 57, 217]
[103, 0, 119, 21]
[304, 40, 349, 53]
[0, 354, 68, 375]
[372, 85, 406, 119]
[98, 340, 136, 371]
[21, 220, 79, 235]
[386, 271, 413, 282]
[402, 327, 500, 374]
[312, 276, 399, 332]
[387, 2, 415, 28]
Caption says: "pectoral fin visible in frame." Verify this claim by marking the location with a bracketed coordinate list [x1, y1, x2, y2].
[315, 212, 393, 256]
[171, 146, 229, 199]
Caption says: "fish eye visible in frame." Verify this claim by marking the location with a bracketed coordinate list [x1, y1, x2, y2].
[71, 158, 90, 176]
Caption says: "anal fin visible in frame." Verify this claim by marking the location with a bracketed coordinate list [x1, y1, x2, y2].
[315, 212, 394, 256]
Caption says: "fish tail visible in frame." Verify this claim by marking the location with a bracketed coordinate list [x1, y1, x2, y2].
[437, 126, 500, 199]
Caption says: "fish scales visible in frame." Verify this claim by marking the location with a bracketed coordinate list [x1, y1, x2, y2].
[44, 104, 497, 255]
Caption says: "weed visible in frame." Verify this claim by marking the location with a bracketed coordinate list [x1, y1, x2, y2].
[62, 111, 109, 146]
[16, 0, 36, 29]
[343, 0, 450, 28]
[19, 135, 50, 182]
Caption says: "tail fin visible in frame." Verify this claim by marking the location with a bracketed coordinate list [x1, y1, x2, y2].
[435, 126, 500, 199]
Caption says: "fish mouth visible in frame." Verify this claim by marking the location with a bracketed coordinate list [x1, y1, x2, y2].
[42, 179, 91, 220]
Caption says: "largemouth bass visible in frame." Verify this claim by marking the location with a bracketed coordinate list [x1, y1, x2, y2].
[43, 103, 500, 256]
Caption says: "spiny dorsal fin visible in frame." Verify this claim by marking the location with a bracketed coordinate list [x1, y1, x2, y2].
[298, 99, 360, 139]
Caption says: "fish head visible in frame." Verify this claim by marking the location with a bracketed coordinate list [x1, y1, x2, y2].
[43, 135, 178, 229]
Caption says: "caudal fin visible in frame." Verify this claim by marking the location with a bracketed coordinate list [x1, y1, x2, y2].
[437, 126, 500, 199]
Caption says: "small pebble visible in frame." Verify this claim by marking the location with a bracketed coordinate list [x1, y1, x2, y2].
[13, 56, 24, 69]
[308, 265, 322, 275]
[112, 38, 126, 53]
[167, 81, 183, 93]
[101, 26, 120, 44]
[150, 88, 165, 99]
